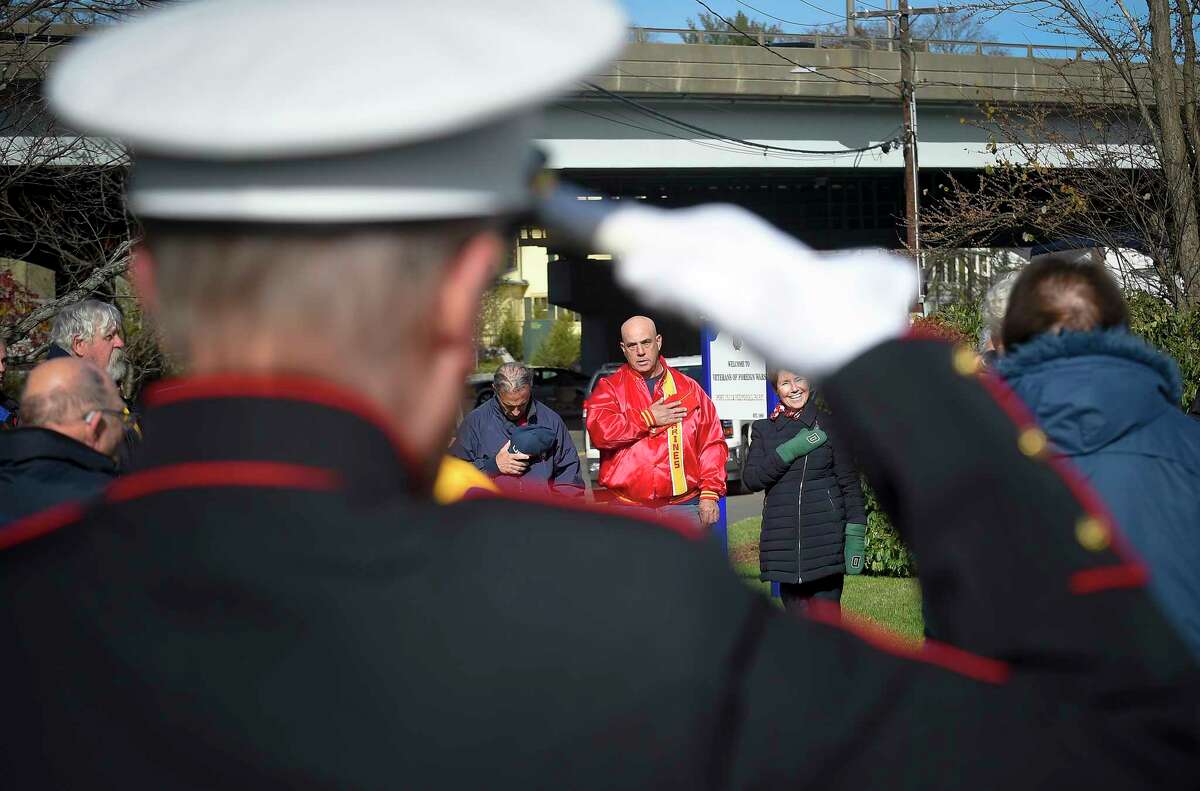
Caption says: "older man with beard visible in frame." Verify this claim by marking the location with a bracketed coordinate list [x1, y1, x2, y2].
[47, 299, 128, 386]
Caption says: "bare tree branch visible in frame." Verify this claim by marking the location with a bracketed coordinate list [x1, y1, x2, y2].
[926, 0, 1200, 306]
[1, 238, 132, 344]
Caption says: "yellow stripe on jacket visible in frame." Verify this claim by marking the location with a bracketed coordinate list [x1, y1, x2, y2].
[661, 370, 688, 497]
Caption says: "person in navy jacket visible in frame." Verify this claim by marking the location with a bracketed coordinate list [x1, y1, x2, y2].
[996, 254, 1200, 657]
[450, 362, 584, 497]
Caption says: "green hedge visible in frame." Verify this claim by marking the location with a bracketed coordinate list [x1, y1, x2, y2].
[1126, 292, 1200, 408]
[862, 479, 915, 577]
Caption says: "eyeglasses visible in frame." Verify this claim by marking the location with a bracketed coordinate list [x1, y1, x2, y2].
[84, 406, 141, 438]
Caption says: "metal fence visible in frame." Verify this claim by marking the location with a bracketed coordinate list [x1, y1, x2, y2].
[629, 26, 1106, 61]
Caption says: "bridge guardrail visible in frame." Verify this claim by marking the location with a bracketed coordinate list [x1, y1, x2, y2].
[629, 26, 1106, 61]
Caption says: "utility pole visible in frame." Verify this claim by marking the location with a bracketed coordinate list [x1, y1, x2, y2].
[852, 4, 959, 299]
[845, 0, 856, 37]
[898, 0, 919, 258]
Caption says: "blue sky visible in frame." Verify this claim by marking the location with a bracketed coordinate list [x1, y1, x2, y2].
[616, 0, 1117, 47]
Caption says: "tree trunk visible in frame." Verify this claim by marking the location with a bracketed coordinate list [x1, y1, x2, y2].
[1149, 0, 1200, 305]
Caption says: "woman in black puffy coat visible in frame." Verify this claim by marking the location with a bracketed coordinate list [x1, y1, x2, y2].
[742, 370, 866, 613]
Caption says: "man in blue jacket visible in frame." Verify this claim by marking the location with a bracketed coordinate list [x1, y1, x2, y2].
[996, 255, 1200, 656]
[450, 362, 584, 498]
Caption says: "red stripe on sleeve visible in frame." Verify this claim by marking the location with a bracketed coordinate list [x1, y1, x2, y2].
[0, 501, 87, 551]
[106, 461, 342, 503]
[1069, 564, 1148, 595]
[806, 600, 1010, 685]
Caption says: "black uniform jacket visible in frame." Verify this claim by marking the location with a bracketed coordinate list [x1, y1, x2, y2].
[742, 400, 866, 584]
[0, 343, 1197, 789]
[0, 426, 118, 524]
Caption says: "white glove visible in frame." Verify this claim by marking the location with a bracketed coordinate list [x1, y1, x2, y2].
[598, 203, 917, 378]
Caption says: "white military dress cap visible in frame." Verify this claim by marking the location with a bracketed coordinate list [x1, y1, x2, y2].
[47, 0, 627, 223]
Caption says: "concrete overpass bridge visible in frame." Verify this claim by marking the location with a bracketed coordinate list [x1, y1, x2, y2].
[0, 22, 1129, 368]
[532, 31, 1126, 368]
[546, 28, 1107, 174]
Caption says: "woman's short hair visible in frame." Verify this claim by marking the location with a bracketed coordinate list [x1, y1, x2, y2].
[767, 369, 807, 388]
[1001, 254, 1128, 349]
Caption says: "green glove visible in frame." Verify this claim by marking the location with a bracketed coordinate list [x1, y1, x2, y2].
[845, 523, 866, 575]
[775, 427, 828, 464]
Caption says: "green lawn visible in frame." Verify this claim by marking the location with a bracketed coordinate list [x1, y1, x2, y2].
[728, 516, 925, 643]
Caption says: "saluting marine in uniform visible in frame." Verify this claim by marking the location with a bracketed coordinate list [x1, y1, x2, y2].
[0, 1, 1196, 788]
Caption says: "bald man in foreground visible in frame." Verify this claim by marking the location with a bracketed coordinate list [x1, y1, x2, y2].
[586, 315, 727, 526]
[0, 357, 124, 524]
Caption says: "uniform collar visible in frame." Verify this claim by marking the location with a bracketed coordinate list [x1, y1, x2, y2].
[136, 374, 421, 505]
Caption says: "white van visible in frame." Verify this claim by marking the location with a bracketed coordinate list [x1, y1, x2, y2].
[581, 355, 749, 494]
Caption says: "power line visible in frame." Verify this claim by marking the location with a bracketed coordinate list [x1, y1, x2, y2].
[582, 80, 902, 155]
[733, 0, 842, 23]
[563, 102, 902, 163]
[735, 0, 837, 27]
[561, 104, 746, 152]
[692, 0, 900, 95]
[790, 0, 852, 20]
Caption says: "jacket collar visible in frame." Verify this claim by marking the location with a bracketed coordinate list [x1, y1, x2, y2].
[487, 394, 543, 427]
[136, 374, 421, 504]
[620, 359, 678, 397]
[995, 329, 1181, 454]
[793, 397, 819, 428]
[771, 397, 819, 427]
[996, 329, 1182, 403]
[0, 427, 119, 474]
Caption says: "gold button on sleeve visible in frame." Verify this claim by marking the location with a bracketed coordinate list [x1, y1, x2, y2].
[1018, 427, 1048, 458]
[1075, 516, 1111, 552]
[952, 346, 981, 376]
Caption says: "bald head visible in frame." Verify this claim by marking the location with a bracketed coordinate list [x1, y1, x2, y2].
[21, 357, 125, 455]
[621, 315, 656, 342]
[619, 315, 663, 377]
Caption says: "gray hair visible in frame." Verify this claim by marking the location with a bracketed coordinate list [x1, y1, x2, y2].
[20, 364, 112, 427]
[143, 223, 484, 361]
[50, 299, 123, 351]
[979, 270, 1022, 352]
[493, 362, 531, 394]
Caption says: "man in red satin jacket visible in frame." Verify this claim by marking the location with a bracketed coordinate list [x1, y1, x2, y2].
[585, 315, 727, 527]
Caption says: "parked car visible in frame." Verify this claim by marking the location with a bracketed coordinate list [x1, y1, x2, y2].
[465, 366, 590, 418]
[581, 356, 748, 495]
